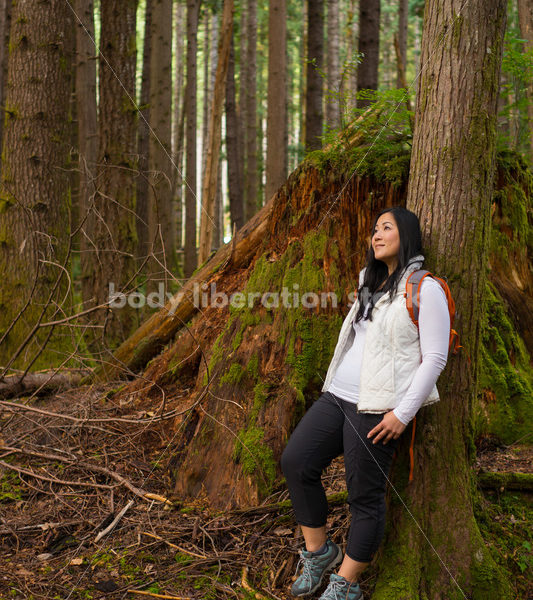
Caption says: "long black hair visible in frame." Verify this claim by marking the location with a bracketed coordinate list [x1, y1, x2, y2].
[354, 206, 424, 323]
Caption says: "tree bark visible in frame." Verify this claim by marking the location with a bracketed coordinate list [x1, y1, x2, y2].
[184, 0, 201, 278]
[198, 0, 233, 265]
[372, 0, 511, 598]
[172, 1, 185, 254]
[244, 0, 258, 221]
[305, 0, 324, 151]
[87, 0, 138, 353]
[225, 35, 245, 233]
[148, 0, 174, 293]
[357, 0, 380, 107]
[517, 0, 533, 162]
[265, 0, 288, 200]
[136, 0, 152, 271]
[0, 0, 73, 371]
[326, 0, 340, 130]
[397, 0, 408, 88]
[75, 0, 99, 313]
[0, 0, 11, 174]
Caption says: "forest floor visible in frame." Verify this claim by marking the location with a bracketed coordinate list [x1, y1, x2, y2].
[0, 384, 531, 600]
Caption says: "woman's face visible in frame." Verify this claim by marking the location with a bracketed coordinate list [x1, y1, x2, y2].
[372, 212, 401, 272]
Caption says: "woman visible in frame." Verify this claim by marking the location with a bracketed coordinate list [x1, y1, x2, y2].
[281, 207, 451, 600]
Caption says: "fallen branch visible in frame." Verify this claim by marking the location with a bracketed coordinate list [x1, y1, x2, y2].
[241, 566, 276, 600]
[0, 369, 91, 399]
[129, 590, 191, 600]
[0, 459, 114, 490]
[1, 446, 172, 504]
[140, 531, 208, 559]
[95, 499, 134, 542]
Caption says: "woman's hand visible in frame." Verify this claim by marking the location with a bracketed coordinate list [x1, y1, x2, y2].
[367, 411, 406, 444]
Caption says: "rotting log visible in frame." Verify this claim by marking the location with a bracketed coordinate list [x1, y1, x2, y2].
[0, 368, 91, 399]
[477, 470, 533, 491]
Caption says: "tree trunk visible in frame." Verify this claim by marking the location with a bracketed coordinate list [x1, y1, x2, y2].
[172, 1, 185, 254]
[87, 0, 138, 353]
[346, 0, 358, 113]
[244, 0, 258, 221]
[326, 0, 340, 130]
[75, 0, 99, 313]
[136, 0, 152, 271]
[148, 0, 174, 293]
[0, 0, 73, 371]
[372, 0, 511, 598]
[0, 0, 11, 175]
[198, 0, 233, 265]
[397, 0, 408, 88]
[238, 0, 247, 212]
[225, 35, 245, 233]
[299, 1, 307, 152]
[305, 0, 324, 151]
[357, 0, 380, 107]
[517, 0, 533, 162]
[184, 0, 201, 278]
[265, 0, 287, 200]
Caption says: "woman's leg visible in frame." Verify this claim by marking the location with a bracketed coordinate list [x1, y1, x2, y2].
[281, 391, 344, 550]
[339, 402, 399, 580]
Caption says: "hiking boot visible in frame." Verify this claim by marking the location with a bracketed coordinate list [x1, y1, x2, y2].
[291, 540, 343, 597]
[318, 573, 363, 600]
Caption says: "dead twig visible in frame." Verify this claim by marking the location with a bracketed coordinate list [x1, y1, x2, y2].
[94, 499, 134, 542]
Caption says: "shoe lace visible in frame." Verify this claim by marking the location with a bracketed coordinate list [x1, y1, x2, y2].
[326, 579, 356, 600]
[295, 551, 315, 585]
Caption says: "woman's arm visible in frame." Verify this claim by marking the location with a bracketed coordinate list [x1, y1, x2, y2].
[392, 277, 451, 425]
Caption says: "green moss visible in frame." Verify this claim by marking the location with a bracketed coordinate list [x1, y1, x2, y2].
[219, 362, 245, 386]
[476, 282, 533, 443]
[474, 488, 530, 599]
[232, 425, 276, 494]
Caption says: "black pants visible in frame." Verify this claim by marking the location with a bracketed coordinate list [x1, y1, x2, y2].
[281, 391, 399, 563]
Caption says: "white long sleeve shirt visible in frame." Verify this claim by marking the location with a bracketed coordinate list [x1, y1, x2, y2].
[326, 277, 450, 424]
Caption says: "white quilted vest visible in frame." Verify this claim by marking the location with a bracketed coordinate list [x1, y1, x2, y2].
[321, 255, 440, 413]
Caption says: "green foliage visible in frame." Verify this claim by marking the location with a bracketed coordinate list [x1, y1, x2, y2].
[307, 88, 413, 187]
[497, 10, 533, 159]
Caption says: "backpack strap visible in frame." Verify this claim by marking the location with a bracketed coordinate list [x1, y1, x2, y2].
[405, 270, 463, 355]
[409, 415, 416, 483]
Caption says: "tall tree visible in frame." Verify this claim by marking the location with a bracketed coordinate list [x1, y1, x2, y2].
[517, 0, 533, 161]
[148, 0, 174, 292]
[397, 0, 408, 88]
[199, 0, 233, 265]
[357, 0, 380, 107]
[244, 0, 258, 221]
[172, 1, 186, 254]
[326, 0, 340, 130]
[136, 0, 152, 271]
[75, 0, 98, 312]
[265, 0, 288, 200]
[372, 0, 511, 597]
[86, 0, 138, 352]
[184, 0, 201, 278]
[0, 0, 73, 370]
[225, 36, 244, 233]
[305, 0, 324, 151]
